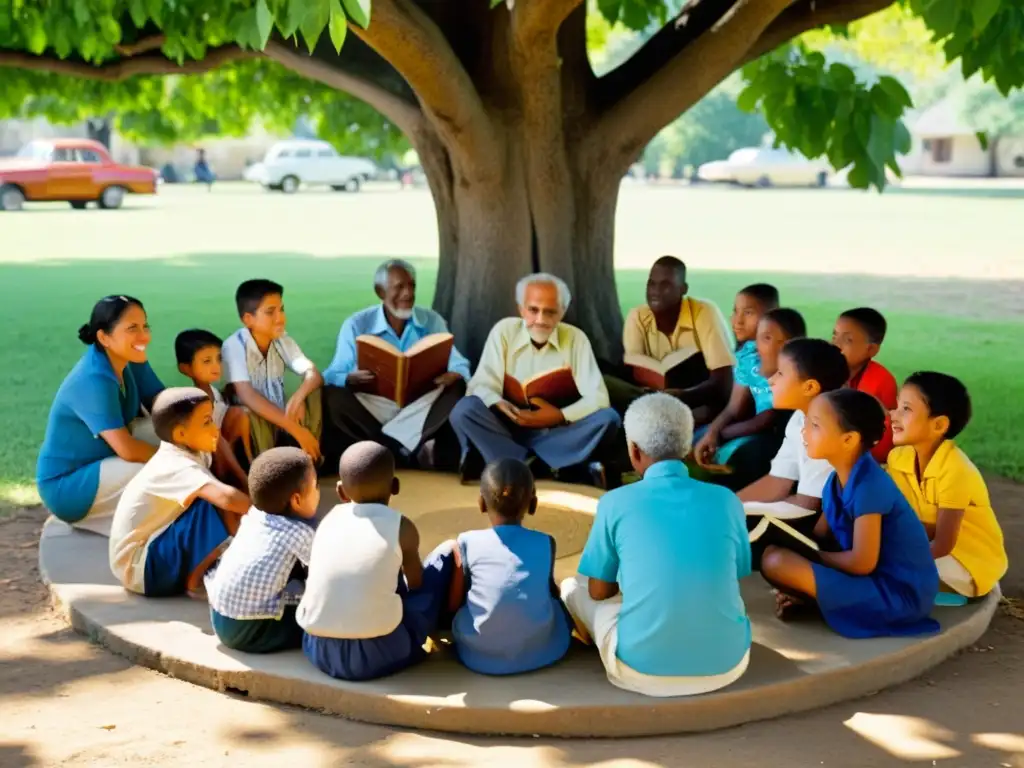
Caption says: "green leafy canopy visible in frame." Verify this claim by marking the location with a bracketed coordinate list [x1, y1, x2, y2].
[1, 0, 1023, 186]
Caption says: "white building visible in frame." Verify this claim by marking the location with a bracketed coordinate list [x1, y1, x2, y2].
[905, 98, 1024, 178]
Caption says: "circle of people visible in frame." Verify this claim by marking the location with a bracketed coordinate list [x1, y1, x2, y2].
[36, 257, 1008, 696]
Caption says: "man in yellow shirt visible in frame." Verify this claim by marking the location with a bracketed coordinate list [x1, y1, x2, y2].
[887, 371, 1007, 598]
[449, 273, 621, 487]
[606, 257, 735, 424]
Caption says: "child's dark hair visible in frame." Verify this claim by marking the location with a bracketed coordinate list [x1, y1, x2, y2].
[248, 447, 314, 515]
[480, 459, 535, 522]
[823, 389, 886, 453]
[740, 283, 780, 311]
[840, 307, 887, 345]
[780, 338, 849, 393]
[762, 307, 806, 339]
[174, 329, 223, 366]
[151, 387, 211, 443]
[235, 279, 284, 318]
[904, 371, 972, 439]
[78, 295, 144, 346]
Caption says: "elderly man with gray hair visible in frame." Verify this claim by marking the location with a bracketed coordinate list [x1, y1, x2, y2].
[321, 259, 471, 469]
[561, 393, 752, 697]
[449, 272, 621, 487]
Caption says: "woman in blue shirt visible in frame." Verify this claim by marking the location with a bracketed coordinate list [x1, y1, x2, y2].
[37, 296, 165, 531]
[761, 389, 939, 638]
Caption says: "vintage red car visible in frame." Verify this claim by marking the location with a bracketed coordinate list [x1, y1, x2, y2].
[0, 138, 158, 211]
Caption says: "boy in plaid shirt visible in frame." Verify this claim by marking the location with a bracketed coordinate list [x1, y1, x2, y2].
[206, 447, 319, 653]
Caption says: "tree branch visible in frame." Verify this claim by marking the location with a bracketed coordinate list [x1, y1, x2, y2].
[745, 0, 894, 63]
[263, 40, 424, 137]
[0, 45, 256, 81]
[113, 34, 166, 57]
[350, 0, 495, 163]
[515, 0, 584, 44]
[596, 0, 739, 109]
[589, 0, 792, 173]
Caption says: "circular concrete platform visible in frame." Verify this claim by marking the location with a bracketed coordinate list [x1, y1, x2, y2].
[40, 471, 999, 738]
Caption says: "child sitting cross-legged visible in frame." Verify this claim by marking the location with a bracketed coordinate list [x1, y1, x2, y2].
[175, 329, 250, 487]
[109, 388, 250, 598]
[887, 372, 1007, 598]
[446, 458, 572, 675]
[206, 447, 319, 653]
[694, 306, 806, 491]
[298, 441, 453, 681]
[738, 338, 850, 565]
[761, 389, 939, 638]
[832, 307, 898, 463]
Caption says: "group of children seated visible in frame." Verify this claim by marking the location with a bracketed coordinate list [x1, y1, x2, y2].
[102, 273, 1008, 691]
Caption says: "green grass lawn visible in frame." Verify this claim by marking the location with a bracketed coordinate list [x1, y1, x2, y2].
[1, 252, 1020, 508]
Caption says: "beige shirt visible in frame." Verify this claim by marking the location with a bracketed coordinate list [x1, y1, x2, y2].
[623, 297, 735, 371]
[109, 442, 216, 594]
[467, 318, 609, 423]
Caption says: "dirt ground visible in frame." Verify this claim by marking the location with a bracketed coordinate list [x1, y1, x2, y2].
[2, 479, 1023, 768]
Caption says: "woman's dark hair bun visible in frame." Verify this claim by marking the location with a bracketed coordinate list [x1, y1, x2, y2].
[78, 323, 98, 345]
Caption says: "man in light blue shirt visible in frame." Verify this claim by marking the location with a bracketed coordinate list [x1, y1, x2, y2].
[322, 259, 471, 469]
[561, 392, 751, 697]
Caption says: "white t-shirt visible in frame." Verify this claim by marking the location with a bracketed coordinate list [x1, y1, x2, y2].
[297, 502, 403, 639]
[109, 442, 215, 594]
[769, 410, 834, 497]
[221, 328, 314, 409]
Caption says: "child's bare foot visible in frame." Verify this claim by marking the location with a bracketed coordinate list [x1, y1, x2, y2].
[774, 590, 806, 621]
[187, 584, 208, 602]
[569, 614, 593, 646]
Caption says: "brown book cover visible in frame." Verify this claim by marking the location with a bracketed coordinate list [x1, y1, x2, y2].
[502, 367, 581, 409]
[624, 345, 708, 390]
[356, 333, 454, 407]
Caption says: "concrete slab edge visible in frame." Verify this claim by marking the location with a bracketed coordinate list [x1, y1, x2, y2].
[40, 548, 999, 738]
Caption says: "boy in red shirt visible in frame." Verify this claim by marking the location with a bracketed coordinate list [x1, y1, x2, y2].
[832, 307, 897, 463]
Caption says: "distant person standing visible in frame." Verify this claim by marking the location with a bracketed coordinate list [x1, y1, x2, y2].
[194, 149, 215, 190]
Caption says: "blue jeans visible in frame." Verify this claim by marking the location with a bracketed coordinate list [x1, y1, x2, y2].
[143, 498, 229, 597]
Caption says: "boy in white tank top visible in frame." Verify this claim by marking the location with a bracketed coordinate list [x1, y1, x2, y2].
[298, 441, 454, 681]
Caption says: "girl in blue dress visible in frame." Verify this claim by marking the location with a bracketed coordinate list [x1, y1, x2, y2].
[761, 389, 939, 638]
[447, 458, 572, 675]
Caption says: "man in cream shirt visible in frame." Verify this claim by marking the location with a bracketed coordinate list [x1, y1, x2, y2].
[449, 273, 621, 487]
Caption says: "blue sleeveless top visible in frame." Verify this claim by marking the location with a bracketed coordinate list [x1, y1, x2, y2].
[452, 526, 571, 675]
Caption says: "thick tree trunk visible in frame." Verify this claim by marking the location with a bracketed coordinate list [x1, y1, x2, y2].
[423, 3, 626, 366]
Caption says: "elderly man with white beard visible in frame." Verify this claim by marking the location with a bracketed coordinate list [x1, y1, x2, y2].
[321, 259, 471, 469]
[449, 273, 622, 488]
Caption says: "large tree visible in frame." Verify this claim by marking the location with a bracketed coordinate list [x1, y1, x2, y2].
[2, 0, 1023, 361]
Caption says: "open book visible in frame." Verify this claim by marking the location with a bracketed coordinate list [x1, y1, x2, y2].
[356, 332, 453, 408]
[749, 515, 821, 562]
[624, 346, 709, 391]
[502, 368, 581, 409]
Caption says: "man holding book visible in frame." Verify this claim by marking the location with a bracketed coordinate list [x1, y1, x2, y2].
[321, 259, 471, 469]
[605, 256, 735, 424]
[449, 273, 621, 487]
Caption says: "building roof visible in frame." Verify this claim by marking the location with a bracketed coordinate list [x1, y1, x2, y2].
[912, 96, 973, 138]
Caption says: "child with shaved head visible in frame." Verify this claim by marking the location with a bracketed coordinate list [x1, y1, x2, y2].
[447, 459, 572, 675]
[298, 441, 453, 681]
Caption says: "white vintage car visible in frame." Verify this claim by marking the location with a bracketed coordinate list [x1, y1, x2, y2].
[697, 147, 830, 188]
[243, 140, 377, 193]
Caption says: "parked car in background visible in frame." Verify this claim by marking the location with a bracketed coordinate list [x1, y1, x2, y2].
[697, 147, 830, 188]
[0, 138, 159, 211]
[243, 140, 378, 193]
